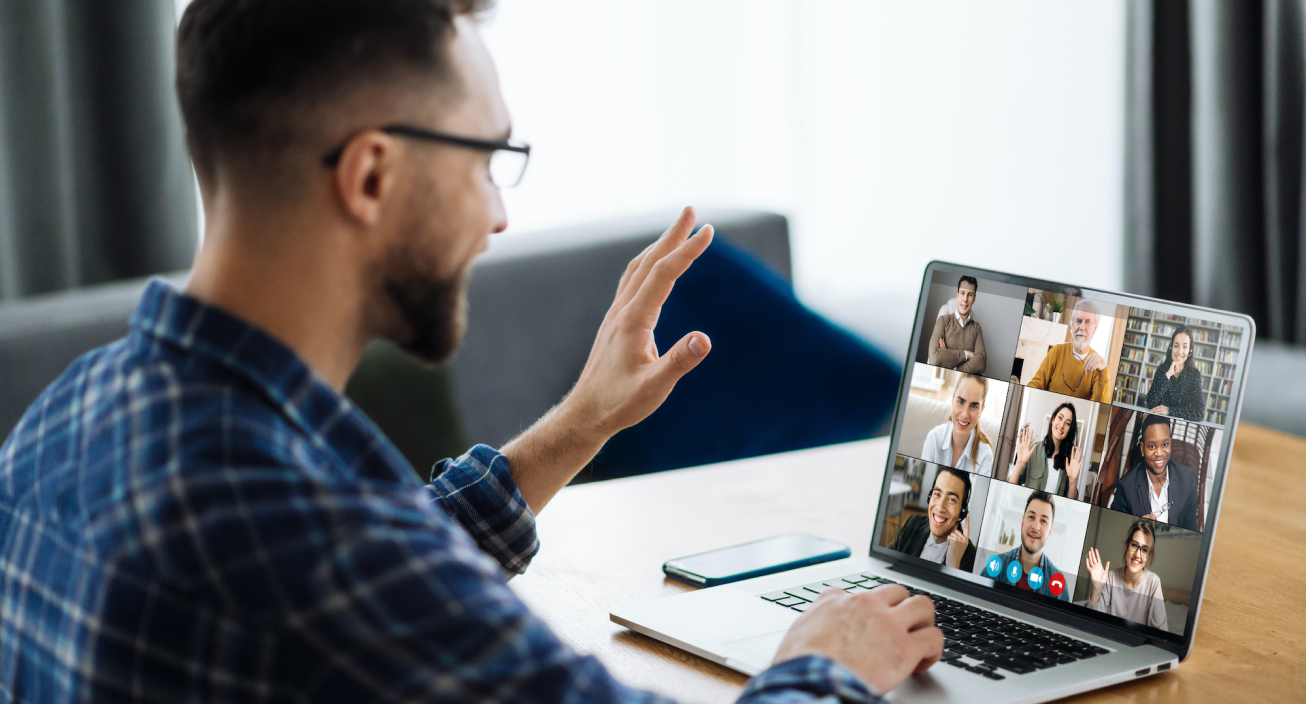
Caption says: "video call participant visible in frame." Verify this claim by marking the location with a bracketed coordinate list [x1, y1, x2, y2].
[927, 276, 987, 374]
[1026, 300, 1111, 403]
[1084, 520, 1168, 631]
[888, 467, 977, 571]
[1110, 415, 1200, 530]
[985, 491, 1071, 602]
[921, 373, 995, 476]
[1009, 402, 1085, 500]
[1146, 325, 1206, 422]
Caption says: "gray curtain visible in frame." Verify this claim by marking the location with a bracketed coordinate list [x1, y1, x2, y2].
[0, 0, 196, 300]
[1126, 0, 1306, 343]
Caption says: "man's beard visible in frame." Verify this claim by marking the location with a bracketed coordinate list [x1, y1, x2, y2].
[383, 248, 468, 365]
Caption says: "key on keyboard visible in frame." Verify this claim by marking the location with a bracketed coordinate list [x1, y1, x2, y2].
[758, 574, 1110, 678]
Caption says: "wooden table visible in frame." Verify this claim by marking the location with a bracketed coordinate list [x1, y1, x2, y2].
[510, 423, 1306, 703]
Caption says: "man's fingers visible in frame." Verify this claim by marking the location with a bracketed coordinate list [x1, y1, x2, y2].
[910, 626, 945, 674]
[869, 583, 910, 606]
[615, 207, 697, 310]
[624, 225, 714, 328]
[614, 243, 656, 302]
[654, 332, 710, 383]
[896, 595, 937, 633]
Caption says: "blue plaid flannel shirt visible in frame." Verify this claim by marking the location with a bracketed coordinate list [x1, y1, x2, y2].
[0, 280, 884, 703]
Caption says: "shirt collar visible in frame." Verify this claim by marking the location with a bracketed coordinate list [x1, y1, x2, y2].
[129, 278, 418, 485]
[954, 309, 970, 327]
[1072, 347, 1087, 361]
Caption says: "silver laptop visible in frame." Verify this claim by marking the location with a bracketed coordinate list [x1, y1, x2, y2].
[611, 262, 1254, 702]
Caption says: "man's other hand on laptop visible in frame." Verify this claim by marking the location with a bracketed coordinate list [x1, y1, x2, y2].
[772, 584, 943, 694]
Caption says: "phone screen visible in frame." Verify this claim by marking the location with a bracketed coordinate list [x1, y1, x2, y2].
[666, 533, 848, 580]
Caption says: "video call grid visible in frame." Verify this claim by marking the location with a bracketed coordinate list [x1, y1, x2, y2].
[880, 451, 1199, 638]
[896, 359, 1221, 535]
[915, 270, 1246, 432]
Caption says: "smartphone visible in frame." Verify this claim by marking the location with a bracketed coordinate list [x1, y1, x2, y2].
[662, 533, 851, 587]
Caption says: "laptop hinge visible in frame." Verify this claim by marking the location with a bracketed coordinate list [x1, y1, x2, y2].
[887, 561, 1151, 648]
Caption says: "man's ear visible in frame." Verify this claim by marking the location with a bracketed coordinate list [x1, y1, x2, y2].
[333, 130, 401, 226]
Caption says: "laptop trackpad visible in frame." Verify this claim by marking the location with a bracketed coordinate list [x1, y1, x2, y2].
[723, 630, 788, 662]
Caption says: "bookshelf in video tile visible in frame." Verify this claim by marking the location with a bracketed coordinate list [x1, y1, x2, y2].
[1112, 308, 1242, 425]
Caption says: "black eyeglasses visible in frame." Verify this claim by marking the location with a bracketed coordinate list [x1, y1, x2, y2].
[1126, 539, 1152, 557]
[322, 124, 531, 188]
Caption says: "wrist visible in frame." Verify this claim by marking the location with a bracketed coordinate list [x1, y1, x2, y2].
[555, 393, 614, 450]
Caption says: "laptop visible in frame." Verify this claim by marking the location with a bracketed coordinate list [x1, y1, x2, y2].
[610, 261, 1254, 702]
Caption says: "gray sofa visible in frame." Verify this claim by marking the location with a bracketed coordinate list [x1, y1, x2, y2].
[0, 209, 792, 476]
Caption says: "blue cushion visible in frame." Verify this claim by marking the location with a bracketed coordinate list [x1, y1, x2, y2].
[588, 238, 902, 480]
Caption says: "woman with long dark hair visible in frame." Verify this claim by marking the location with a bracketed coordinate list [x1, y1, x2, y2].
[1009, 401, 1085, 499]
[1145, 325, 1206, 422]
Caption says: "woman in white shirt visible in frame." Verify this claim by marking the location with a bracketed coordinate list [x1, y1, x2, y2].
[1009, 401, 1084, 499]
[1085, 520, 1169, 631]
[921, 373, 994, 476]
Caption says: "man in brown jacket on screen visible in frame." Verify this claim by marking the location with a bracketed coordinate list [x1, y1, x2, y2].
[928, 275, 987, 374]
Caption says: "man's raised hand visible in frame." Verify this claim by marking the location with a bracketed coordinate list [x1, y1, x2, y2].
[566, 206, 714, 437]
[501, 207, 714, 514]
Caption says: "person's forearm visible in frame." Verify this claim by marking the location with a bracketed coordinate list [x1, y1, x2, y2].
[957, 352, 984, 373]
[501, 398, 608, 515]
[927, 347, 965, 368]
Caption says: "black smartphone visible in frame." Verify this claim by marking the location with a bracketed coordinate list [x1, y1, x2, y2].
[662, 533, 851, 587]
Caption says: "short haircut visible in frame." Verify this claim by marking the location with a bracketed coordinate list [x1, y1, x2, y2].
[957, 275, 978, 292]
[1140, 413, 1173, 440]
[176, 0, 492, 181]
[1025, 490, 1056, 522]
[1071, 299, 1100, 319]
[933, 466, 972, 510]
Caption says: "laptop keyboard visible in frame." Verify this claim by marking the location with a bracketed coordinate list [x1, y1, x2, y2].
[760, 572, 1110, 680]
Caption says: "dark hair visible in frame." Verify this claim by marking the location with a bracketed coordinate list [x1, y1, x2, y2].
[1161, 325, 1203, 383]
[1124, 520, 1157, 568]
[958, 276, 978, 292]
[1042, 403, 1078, 470]
[176, 0, 492, 181]
[1139, 413, 1172, 442]
[1025, 490, 1056, 522]
[933, 467, 973, 522]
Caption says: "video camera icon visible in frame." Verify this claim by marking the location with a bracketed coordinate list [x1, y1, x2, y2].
[1027, 566, 1044, 590]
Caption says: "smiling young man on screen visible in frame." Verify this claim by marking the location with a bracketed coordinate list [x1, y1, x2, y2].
[0, 1, 942, 702]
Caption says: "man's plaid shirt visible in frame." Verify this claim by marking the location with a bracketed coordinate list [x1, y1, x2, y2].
[0, 280, 881, 703]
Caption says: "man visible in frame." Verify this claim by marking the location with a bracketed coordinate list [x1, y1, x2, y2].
[1026, 300, 1111, 402]
[1109, 414, 1200, 531]
[981, 491, 1071, 602]
[888, 467, 977, 572]
[0, 1, 942, 702]
[927, 276, 987, 374]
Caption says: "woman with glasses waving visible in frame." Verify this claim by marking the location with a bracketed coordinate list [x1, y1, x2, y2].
[1084, 520, 1169, 631]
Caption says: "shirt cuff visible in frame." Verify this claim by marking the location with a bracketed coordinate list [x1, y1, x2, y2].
[428, 444, 540, 575]
[740, 655, 885, 704]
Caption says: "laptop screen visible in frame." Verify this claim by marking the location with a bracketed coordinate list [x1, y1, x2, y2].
[872, 263, 1252, 646]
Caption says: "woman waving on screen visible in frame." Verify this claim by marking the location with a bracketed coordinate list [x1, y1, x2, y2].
[1009, 402, 1084, 499]
[1085, 521, 1169, 631]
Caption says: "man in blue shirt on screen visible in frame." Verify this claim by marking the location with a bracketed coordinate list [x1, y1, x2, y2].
[983, 491, 1072, 602]
[0, 1, 942, 702]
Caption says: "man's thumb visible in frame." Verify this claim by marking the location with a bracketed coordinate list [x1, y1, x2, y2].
[660, 332, 711, 379]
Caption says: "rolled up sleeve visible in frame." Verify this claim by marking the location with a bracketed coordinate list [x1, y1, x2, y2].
[428, 444, 539, 575]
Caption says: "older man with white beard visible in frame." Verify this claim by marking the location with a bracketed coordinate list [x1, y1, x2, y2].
[1027, 300, 1111, 402]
